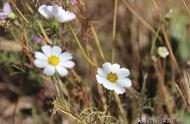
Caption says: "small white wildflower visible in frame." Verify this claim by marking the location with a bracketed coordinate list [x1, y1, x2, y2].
[38, 4, 76, 23]
[96, 62, 132, 94]
[157, 46, 169, 58]
[34, 45, 75, 77]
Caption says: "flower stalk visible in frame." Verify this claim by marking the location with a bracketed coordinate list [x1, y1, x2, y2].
[91, 25, 105, 61]
[53, 75, 69, 110]
[10, 0, 29, 23]
[69, 25, 98, 68]
[37, 21, 52, 44]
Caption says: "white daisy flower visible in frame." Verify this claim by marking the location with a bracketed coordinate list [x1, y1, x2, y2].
[34, 45, 75, 77]
[38, 4, 76, 23]
[96, 62, 132, 94]
[157, 46, 169, 58]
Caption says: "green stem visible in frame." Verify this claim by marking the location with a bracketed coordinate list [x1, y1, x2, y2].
[51, 76, 60, 100]
[55, 75, 69, 109]
[69, 25, 98, 68]
[51, 76, 68, 109]
[37, 21, 52, 45]
[113, 92, 128, 123]
[104, 91, 113, 116]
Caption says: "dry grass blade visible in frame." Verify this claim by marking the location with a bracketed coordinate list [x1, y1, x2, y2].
[122, 0, 156, 34]
[0, 39, 22, 52]
[176, 71, 190, 108]
[79, 107, 119, 123]
[181, 0, 190, 18]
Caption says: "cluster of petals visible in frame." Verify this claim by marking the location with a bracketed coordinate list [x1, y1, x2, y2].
[36, 3, 132, 95]
[157, 46, 169, 58]
[34, 4, 76, 77]
[96, 62, 132, 94]
[34, 45, 75, 77]
[38, 4, 76, 23]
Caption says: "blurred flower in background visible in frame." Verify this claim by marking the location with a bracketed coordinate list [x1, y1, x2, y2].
[157, 46, 169, 58]
[0, 2, 16, 20]
[71, 0, 77, 5]
[96, 62, 132, 94]
[34, 35, 43, 44]
[38, 4, 76, 23]
[34, 45, 75, 76]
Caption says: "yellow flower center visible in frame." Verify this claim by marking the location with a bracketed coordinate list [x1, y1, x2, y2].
[158, 49, 165, 55]
[107, 72, 118, 83]
[48, 56, 59, 66]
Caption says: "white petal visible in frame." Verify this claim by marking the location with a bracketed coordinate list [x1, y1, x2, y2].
[63, 11, 76, 22]
[113, 84, 126, 94]
[34, 60, 47, 68]
[51, 46, 62, 56]
[117, 78, 132, 88]
[35, 52, 47, 61]
[102, 81, 115, 90]
[43, 65, 55, 76]
[97, 68, 107, 77]
[59, 61, 75, 69]
[42, 45, 52, 56]
[96, 75, 108, 84]
[38, 5, 52, 19]
[59, 52, 73, 60]
[52, 4, 59, 15]
[118, 68, 130, 78]
[56, 66, 68, 77]
[102, 62, 112, 73]
[56, 8, 76, 23]
[46, 5, 55, 18]
[110, 63, 120, 72]
[54, 7, 65, 22]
